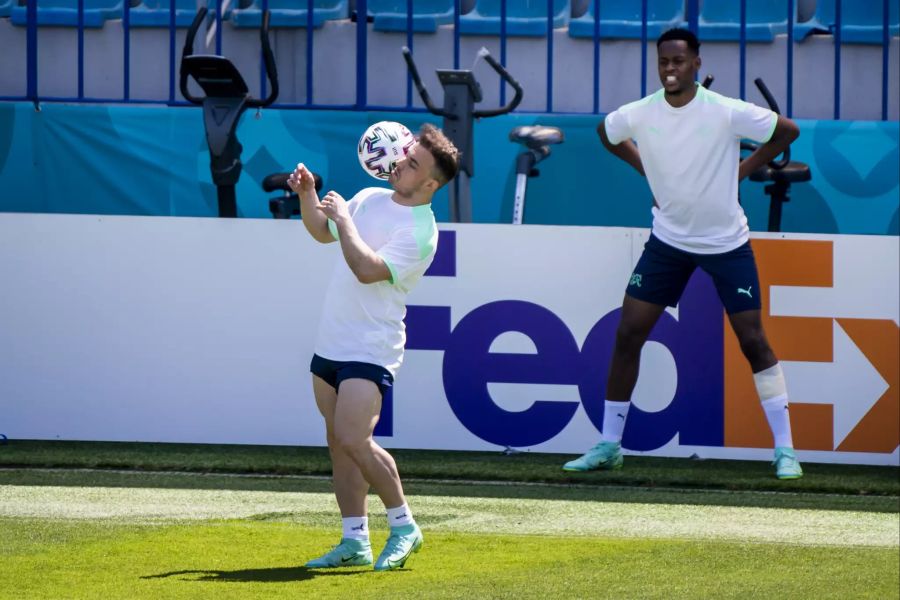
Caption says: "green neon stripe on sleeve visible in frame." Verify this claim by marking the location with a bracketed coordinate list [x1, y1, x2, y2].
[383, 259, 399, 285]
[411, 205, 436, 260]
[761, 112, 778, 143]
[328, 218, 338, 241]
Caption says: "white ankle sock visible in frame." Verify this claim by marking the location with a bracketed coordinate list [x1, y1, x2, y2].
[341, 516, 369, 542]
[386, 503, 414, 528]
[600, 400, 630, 443]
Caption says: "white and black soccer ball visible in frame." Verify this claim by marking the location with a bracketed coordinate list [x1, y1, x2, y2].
[357, 121, 415, 180]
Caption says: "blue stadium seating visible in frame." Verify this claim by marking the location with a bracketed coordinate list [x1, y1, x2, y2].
[568, 0, 685, 40]
[0, 0, 15, 18]
[459, 0, 569, 37]
[231, 0, 349, 28]
[367, 0, 456, 33]
[697, 0, 789, 43]
[129, 0, 222, 28]
[794, 0, 899, 44]
[10, 0, 124, 27]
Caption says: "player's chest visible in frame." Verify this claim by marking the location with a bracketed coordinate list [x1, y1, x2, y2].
[352, 203, 401, 250]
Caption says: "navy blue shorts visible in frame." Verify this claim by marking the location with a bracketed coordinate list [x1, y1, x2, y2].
[626, 235, 762, 314]
[310, 354, 394, 398]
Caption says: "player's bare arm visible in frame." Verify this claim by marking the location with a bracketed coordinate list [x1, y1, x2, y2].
[738, 115, 800, 181]
[289, 163, 334, 243]
[597, 120, 646, 177]
[317, 190, 392, 284]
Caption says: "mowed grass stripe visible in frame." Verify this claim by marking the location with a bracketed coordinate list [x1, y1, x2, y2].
[2, 468, 897, 513]
[0, 519, 897, 600]
[1, 484, 896, 548]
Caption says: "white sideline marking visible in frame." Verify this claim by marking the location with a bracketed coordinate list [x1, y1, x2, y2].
[0, 480, 896, 548]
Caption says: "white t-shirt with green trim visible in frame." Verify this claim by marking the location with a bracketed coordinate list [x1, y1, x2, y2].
[605, 84, 777, 254]
[315, 187, 438, 376]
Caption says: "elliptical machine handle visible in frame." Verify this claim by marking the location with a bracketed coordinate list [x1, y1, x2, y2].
[473, 48, 523, 118]
[248, 10, 279, 108]
[753, 77, 790, 169]
[179, 7, 208, 105]
[401, 46, 454, 119]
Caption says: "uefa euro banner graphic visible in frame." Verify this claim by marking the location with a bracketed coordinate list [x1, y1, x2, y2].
[0, 215, 897, 465]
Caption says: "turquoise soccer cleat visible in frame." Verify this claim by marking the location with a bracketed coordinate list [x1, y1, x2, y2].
[562, 441, 623, 472]
[773, 447, 803, 480]
[305, 538, 373, 568]
[373, 524, 423, 571]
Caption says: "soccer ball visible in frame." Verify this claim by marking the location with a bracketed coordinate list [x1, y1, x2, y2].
[357, 121, 415, 180]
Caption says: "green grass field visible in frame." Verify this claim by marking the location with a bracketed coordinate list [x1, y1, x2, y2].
[1, 441, 898, 599]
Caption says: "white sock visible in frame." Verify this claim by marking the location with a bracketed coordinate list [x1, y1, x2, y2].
[386, 503, 414, 528]
[761, 396, 794, 448]
[600, 400, 630, 443]
[754, 363, 794, 448]
[341, 516, 369, 542]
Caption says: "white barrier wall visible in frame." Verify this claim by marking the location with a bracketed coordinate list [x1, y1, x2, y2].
[1, 213, 897, 465]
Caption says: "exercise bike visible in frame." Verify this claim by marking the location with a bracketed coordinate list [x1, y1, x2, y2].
[508, 125, 564, 225]
[742, 78, 811, 232]
[705, 75, 810, 231]
[180, 6, 278, 218]
[403, 46, 523, 223]
[264, 171, 324, 219]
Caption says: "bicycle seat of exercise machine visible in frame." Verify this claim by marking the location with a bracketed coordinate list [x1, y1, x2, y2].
[748, 162, 811, 184]
[509, 126, 564, 149]
[262, 171, 323, 194]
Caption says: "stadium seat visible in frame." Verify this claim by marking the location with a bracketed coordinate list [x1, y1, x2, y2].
[794, 0, 899, 44]
[10, 0, 124, 27]
[230, 0, 349, 28]
[367, 0, 456, 33]
[697, 0, 789, 43]
[568, 0, 685, 40]
[0, 0, 15, 18]
[459, 0, 570, 37]
[129, 0, 225, 28]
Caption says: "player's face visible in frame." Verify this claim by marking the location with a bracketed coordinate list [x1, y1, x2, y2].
[657, 40, 700, 95]
[389, 142, 440, 196]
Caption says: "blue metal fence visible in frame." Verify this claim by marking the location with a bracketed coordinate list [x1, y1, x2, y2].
[5, 0, 898, 120]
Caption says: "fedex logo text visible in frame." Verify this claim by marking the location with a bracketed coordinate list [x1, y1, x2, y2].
[384, 231, 898, 459]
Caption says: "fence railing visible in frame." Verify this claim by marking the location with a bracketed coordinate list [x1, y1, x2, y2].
[2, 0, 897, 120]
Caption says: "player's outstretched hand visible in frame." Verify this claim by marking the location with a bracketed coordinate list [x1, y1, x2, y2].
[288, 163, 315, 195]
[316, 191, 350, 223]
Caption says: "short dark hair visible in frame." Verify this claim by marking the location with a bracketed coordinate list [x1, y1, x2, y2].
[657, 28, 700, 55]
[417, 123, 459, 187]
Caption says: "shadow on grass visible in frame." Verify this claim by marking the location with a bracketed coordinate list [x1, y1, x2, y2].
[141, 566, 368, 583]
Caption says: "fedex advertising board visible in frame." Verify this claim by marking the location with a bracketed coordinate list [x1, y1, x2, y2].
[1, 215, 896, 465]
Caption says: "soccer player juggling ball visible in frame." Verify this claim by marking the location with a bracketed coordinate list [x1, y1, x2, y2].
[289, 124, 459, 570]
[563, 28, 803, 480]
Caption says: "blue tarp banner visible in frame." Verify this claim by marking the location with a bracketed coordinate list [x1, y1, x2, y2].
[0, 102, 897, 234]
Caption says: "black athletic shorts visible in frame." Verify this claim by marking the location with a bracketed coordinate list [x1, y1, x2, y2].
[626, 234, 762, 314]
[310, 354, 394, 398]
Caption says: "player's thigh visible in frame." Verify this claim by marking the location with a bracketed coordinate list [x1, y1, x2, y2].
[701, 242, 762, 315]
[312, 374, 339, 436]
[619, 294, 668, 341]
[333, 378, 383, 445]
[626, 235, 695, 309]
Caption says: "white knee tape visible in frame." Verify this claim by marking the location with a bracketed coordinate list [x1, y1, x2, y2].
[753, 363, 787, 401]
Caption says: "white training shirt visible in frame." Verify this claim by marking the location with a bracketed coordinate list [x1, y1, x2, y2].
[604, 83, 777, 253]
[314, 187, 438, 376]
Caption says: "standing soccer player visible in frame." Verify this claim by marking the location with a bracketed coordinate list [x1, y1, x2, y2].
[562, 28, 803, 479]
[290, 124, 459, 570]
